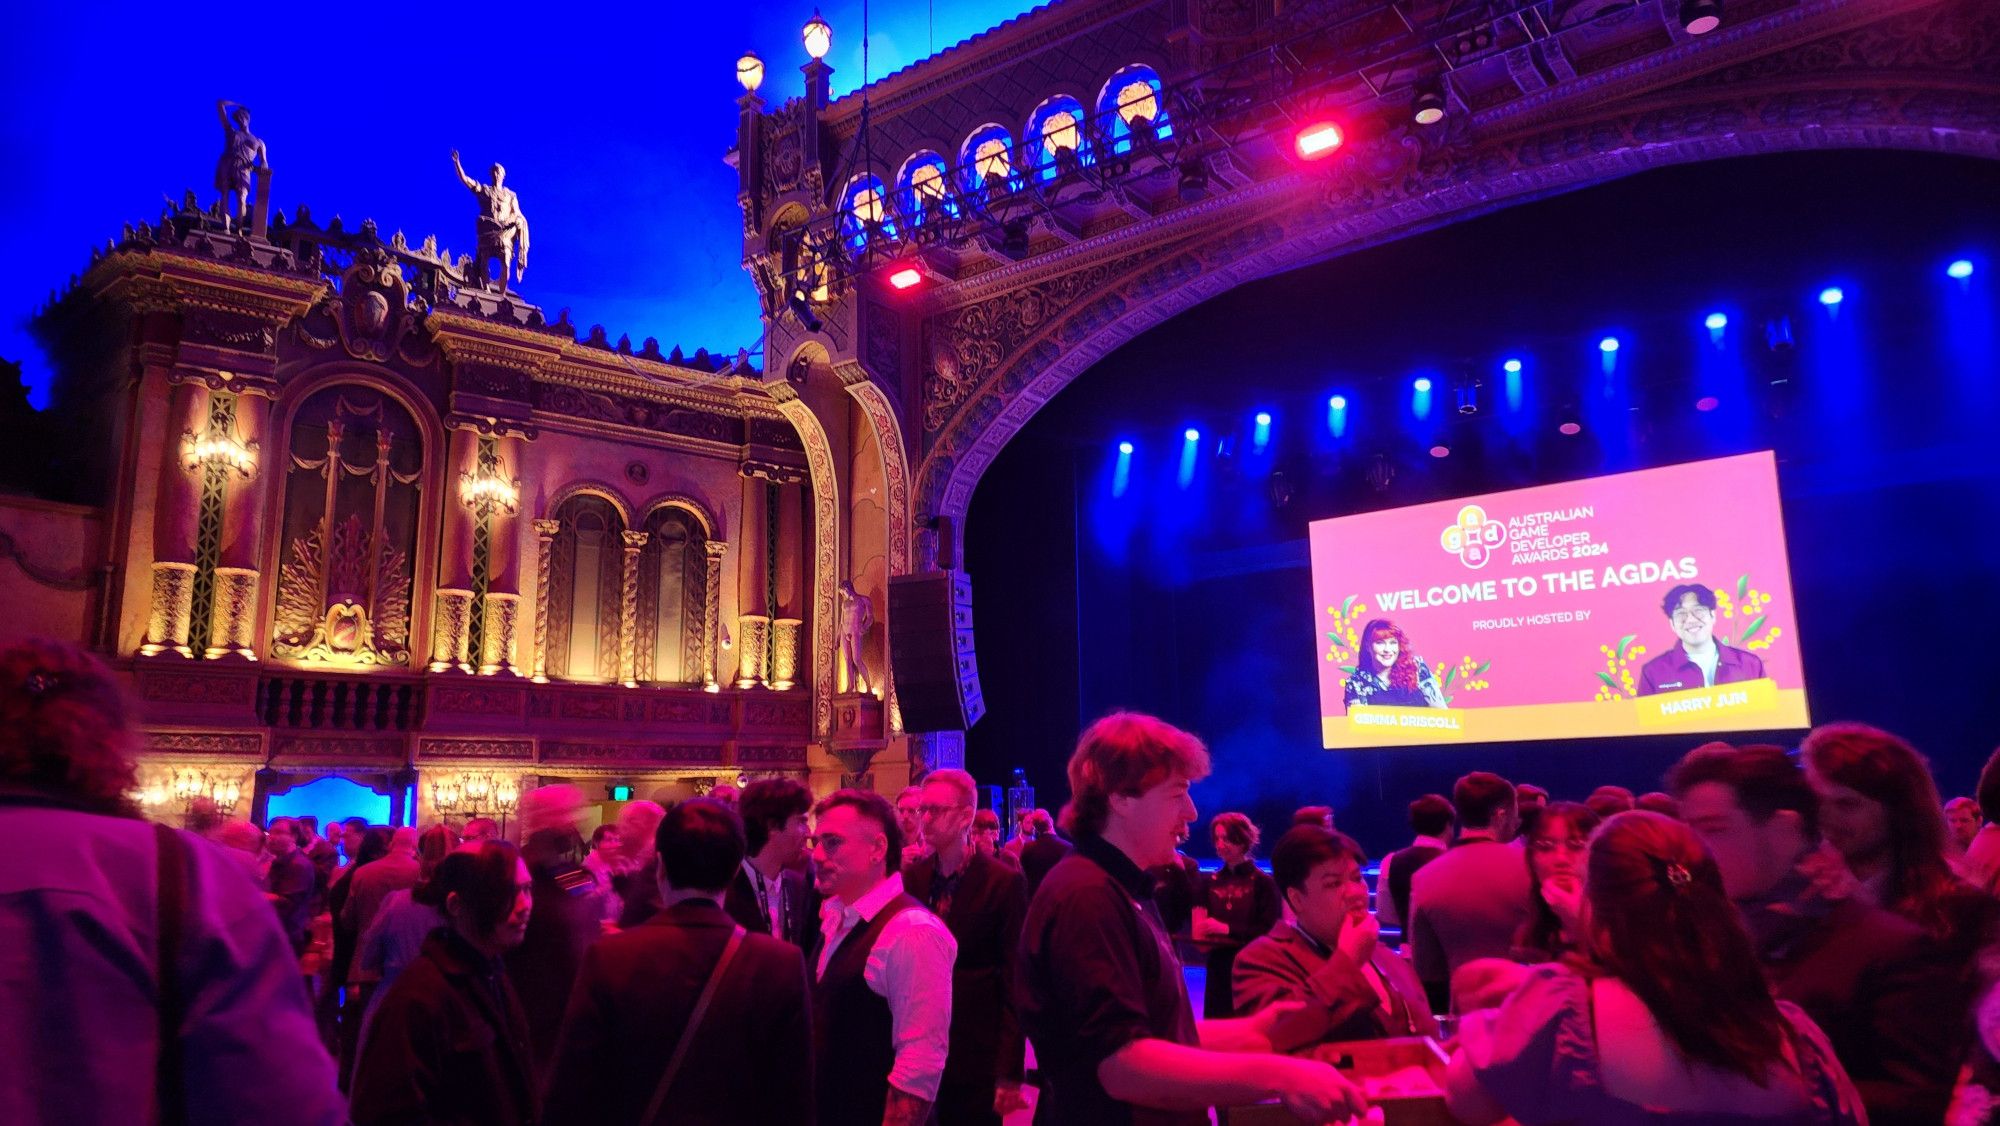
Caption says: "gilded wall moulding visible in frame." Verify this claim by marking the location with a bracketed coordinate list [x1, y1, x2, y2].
[531, 383, 747, 447]
[923, 249, 1150, 435]
[642, 695, 735, 725]
[743, 697, 813, 729]
[271, 735, 407, 764]
[737, 743, 810, 764]
[430, 684, 527, 716]
[542, 742, 725, 765]
[415, 737, 535, 760]
[136, 669, 259, 707]
[144, 731, 265, 758]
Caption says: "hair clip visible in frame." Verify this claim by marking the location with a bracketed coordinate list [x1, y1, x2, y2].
[21, 671, 58, 698]
[1663, 862, 1692, 890]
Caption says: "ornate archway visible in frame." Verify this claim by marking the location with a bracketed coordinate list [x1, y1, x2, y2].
[909, 4, 2000, 557]
[734, 0, 2000, 739]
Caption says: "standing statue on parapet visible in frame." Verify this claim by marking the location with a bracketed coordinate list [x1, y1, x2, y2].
[214, 100, 269, 224]
[450, 150, 530, 294]
[836, 580, 874, 695]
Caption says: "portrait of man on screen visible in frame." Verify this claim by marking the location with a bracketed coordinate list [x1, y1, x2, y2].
[1635, 583, 1765, 696]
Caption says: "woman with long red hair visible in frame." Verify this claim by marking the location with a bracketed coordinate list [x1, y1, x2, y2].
[1342, 618, 1446, 709]
[1447, 811, 1865, 1123]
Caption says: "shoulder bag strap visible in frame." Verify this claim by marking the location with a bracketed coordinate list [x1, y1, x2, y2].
[641, 925, 748, 1126]
[154, 822, 189, 1126]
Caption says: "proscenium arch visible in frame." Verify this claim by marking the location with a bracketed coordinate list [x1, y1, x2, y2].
[772, 341, 842, 737]
[912, 74, 2000, 562]
[840, 369, 913, 736]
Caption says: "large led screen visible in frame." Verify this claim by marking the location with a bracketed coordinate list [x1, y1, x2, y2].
[1311, 452, 1808, 749]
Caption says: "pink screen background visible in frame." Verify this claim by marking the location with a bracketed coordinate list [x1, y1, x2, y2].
[1310, 452, 1802, 716]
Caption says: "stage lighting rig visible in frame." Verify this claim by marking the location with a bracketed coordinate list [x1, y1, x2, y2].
[1679, 0, 1723, 35]
[1412, 81, 1447, 126]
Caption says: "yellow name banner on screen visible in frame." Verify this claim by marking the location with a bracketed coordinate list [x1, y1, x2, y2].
[1633, 678, 1781, 727]
[1323, 682, 1807, 748]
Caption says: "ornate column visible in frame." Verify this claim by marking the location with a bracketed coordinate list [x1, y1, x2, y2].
[701, 540, 728, 692]
[141, 378, 210, 657]
[430, 426, 480, 673]
[735, 615, 771, 688]
[478, 434, 525, 675]
[617, 529, 648, 688]
[530, 518, 560, 683]
[206, 387, 272, 659]
[770, 618, 802, 691]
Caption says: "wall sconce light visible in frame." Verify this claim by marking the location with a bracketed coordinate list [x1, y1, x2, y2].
[459, 466, 521, 516]
[181, 432, 258, 477]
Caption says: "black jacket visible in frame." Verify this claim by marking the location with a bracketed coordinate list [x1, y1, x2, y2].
[350, 929, 537, 1126]
[724, 861, 817, 950]
[903, 850, 1029, 1088]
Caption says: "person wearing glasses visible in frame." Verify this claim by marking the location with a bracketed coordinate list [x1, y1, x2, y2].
[1636, 584, 1766, 696]
[1509, 802, 1602, 963]
[904, 769, 1032, 1124]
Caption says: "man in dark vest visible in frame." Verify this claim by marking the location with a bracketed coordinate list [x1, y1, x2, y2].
[812, 789, 957, 1126]
[904, 769, 1030, 1124]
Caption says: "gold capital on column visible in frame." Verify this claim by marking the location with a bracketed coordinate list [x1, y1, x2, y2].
[770, 617, 801, 691]
[618, 531, 648, 688]
[530, 518, 560, 683]
[702, 540, 728, 692]
[205, 567, 260, 660]
[140, 562, 199, 657]
[430, 588, 475, 673]
[736, 615, 771, 689]
[480, 592, 521, 675]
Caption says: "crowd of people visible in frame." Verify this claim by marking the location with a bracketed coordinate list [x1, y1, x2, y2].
[8, 633, 2000, 1124]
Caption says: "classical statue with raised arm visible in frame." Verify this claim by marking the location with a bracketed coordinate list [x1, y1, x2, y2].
[450, 149, 530, 294]
[214, 100, 270, 223]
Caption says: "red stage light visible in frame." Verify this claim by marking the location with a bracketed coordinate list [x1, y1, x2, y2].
[1295, 122, 1344, 160]
[888, 265, 923, 290]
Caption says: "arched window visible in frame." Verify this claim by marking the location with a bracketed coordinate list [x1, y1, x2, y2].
[837, 174, 894, 255]
[271, 386, 424, 667]
[958, 124, 1018, 200]
[1026, 95, 1092, 181]
[635, 507, 708, 685]
[546, 494, 624, 682]
[1098, 65, 1174, 156]
[897, 152, 957, 227]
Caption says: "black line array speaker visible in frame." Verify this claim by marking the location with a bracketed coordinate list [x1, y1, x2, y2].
[888, 570, 984, 733]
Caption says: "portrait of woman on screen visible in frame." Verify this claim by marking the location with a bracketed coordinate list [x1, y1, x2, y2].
[1343, 618, 1448, 710]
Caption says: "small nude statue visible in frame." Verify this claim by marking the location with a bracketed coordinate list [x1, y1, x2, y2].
[214, 100, 270, 223]
[836, 580, 874, 695]
[450, 150, 530, 294]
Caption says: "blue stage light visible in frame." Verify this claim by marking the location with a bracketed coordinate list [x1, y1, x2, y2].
[1948, 259, 1975, 280]
[1117, 441, 1133, 455]
[1704, 312, 1728, 331]
[1818, 286, 1843, 307]
[1599, 336, 1620, 353]
[1328, 394, 1347, 410]
[1413, 377, 1432, 392]
[1502, 358, 1522, 374]
[1183, 427, 1200, 442]
[1254, 411, 1272, 427]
